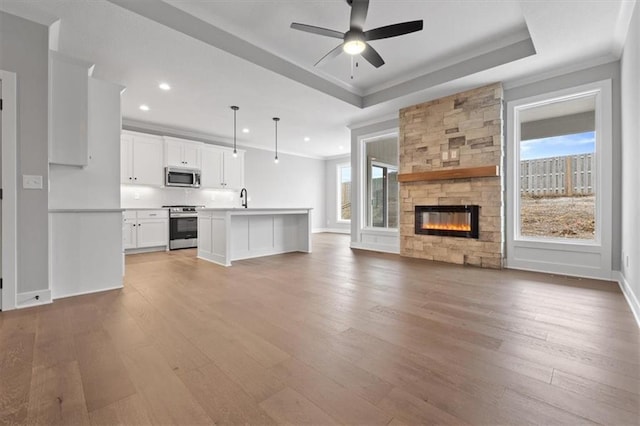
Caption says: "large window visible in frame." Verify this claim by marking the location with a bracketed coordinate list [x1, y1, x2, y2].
[364, 137, 398, 229]
[337, 164, 351, 221]
[506, 79, 613, 279]
[518, 94, 596, 241]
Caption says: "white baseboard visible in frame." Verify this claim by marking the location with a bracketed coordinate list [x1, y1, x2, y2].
[16, 289, 52, 309]
[616, 271, 640, 328]
[124, 246, 168, 255]
[313, 228, 350, 234]
[350, 241, 400, 254]
[53, 284, 124, 301]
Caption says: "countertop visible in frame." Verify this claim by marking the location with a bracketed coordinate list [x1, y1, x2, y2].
[121, 207, 169, 210]
[48, 208, 125, 213]
[197, 207, 312, 211]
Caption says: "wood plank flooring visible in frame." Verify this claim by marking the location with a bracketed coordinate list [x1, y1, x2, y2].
[1, 233, 638, 425]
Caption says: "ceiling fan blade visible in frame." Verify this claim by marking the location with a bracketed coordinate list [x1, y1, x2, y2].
[364, 20, 424, 41]
[290, 23, 344, 39]
[361, 43, 384, 68]
[314, 43, 344, 67]
[349, 0, 369, 30]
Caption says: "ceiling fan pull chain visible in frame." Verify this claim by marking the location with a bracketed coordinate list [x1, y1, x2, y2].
[351, 55, 354, 79]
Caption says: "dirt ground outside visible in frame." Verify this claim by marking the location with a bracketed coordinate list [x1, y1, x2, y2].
[520, 195, 595, 239]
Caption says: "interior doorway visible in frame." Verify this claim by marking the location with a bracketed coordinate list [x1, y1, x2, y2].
[1, 70, 18, 311]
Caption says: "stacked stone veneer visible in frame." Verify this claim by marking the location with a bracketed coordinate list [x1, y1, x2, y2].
[399, 83, 504, 268]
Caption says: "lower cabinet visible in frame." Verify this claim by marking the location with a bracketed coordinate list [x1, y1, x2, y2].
[123, 209, 168, 251]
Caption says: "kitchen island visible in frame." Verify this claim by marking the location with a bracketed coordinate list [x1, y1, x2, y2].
[197, 208, 312, 266]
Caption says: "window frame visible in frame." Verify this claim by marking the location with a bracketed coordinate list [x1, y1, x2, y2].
[336, 163, 351, 223]
[505, 79, 613, 280]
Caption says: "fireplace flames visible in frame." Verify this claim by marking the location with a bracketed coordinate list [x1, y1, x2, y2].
[422, 223, 471, 232]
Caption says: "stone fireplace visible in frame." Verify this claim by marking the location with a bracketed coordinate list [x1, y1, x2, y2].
[399, 83, 504, 268]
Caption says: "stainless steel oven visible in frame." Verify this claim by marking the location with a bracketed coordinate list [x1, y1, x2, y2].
[164, 206, 201, 250]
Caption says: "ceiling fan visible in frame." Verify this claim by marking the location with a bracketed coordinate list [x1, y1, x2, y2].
[290, 0, 423, 68]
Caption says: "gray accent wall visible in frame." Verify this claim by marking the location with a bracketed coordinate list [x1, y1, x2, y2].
[0, 12, 50, 294]
[621, 2, 639, 311]
[504, 61, 623, 272]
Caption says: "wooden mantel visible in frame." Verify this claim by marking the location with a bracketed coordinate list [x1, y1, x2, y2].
[398, 165, 499, 183]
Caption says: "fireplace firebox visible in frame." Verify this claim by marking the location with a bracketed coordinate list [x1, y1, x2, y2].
[415, 205, 479, 238]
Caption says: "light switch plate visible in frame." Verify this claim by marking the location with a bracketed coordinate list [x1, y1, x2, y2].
[23, 175, 43, 189]
[451, 149, 459, 159]
[441, 151, 449, 161]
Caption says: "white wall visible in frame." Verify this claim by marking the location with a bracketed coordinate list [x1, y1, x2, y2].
[244, 147, 326, 231]
[0, 12, 49, 294]
[620, 1, 640, 321]
[324, 155, 351, 233]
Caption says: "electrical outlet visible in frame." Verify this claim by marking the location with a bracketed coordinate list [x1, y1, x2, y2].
[451, 149, 459, 159]
[441, 151, 449, 161]
[134, 192, 140, 200]
[23, 175, 43, 189]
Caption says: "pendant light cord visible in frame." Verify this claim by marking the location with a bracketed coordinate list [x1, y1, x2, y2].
[273, 117, 280, 163]
[231, 106, 239, 155]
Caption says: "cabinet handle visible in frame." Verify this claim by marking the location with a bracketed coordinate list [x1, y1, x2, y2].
[134, 177, 137, 180]
[149, 214, 157, 216]
[133, 224, 136, 227]
[129, 177, 132, 180]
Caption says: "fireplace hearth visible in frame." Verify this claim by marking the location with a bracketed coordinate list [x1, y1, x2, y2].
[415, 205, 479, 239]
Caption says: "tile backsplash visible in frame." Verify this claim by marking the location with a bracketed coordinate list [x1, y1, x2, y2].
[121, 185, 240, 208]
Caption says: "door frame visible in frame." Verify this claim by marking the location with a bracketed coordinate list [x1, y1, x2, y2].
[505, 79, 613, 280]
[1, 70, 18, 311]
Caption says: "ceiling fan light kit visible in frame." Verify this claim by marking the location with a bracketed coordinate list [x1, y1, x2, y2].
[290, 0, 423, 69]
[343, 31, 366, 55]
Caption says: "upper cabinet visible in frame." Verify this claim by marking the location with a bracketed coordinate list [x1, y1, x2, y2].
[164, 137, 202, 168]
[121, 132, 164, 186]
[49, 51, 94, 166]
[201, 145, 245, 190]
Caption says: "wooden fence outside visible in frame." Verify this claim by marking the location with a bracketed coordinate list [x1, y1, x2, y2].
[520, 153, 595, 196]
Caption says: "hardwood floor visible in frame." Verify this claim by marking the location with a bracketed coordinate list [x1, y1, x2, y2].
[1, 233, 638, 425]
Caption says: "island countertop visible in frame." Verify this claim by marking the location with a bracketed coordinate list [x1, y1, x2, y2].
[197, 207, 312, 212]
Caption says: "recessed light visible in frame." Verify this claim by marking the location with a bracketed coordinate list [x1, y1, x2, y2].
[242, 128, 250, 133]
[304, 137, 310, 142]
[159, 82, 171, 91]
[139, 104, 150, 111]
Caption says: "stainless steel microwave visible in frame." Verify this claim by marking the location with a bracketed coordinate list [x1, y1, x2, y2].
[165, 167, 201, 188]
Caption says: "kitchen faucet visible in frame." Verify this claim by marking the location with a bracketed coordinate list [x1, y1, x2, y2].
[240, 188, 248, 208]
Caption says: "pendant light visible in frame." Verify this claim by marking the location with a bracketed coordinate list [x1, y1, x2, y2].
[231, 106, 239, 158]
[273, 117, 280, 164]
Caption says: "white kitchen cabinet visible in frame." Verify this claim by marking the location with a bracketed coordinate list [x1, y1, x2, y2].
[49, 51, 94, 166]
[201, 145, 245, 189]
[122, 211, 137, 249]
[164, 137, 202, 168]
[123, 210, 168, 252]
[121, 133, 164, 186]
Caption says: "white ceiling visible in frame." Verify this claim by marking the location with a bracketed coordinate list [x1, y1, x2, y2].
[1, 0, 634, 158]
